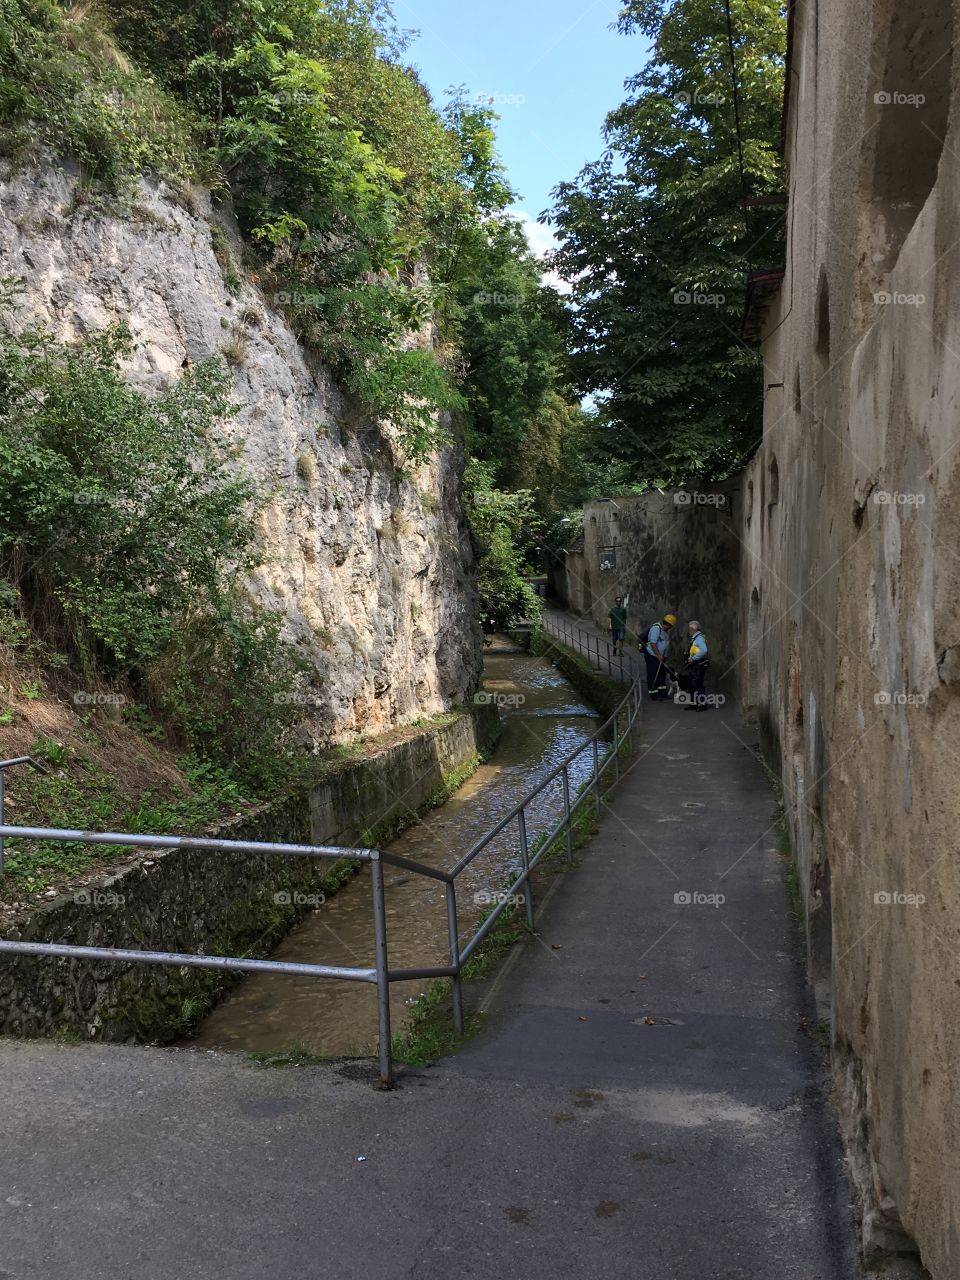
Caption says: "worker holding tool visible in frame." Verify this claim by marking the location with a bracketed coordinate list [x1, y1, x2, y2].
[686, 620, 710, 710]
[645, 613, 676, 699]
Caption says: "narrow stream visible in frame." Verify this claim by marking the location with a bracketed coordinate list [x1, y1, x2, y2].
[188, 638, 605, 1056]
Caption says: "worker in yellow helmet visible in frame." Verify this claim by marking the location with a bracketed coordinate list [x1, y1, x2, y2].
[644, 613, 677, 699]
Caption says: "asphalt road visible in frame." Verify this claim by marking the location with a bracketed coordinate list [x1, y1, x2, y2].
[0, 692, 864, 1280]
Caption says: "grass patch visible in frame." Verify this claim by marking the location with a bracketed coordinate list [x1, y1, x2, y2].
[391, 898, 527, 1067]
[0, 752, 252, 900]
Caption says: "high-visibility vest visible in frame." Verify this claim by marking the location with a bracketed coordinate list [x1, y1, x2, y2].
[689, 631, 708, 662]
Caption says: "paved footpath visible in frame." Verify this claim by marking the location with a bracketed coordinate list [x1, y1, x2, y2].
[0, 617, 864, 1280]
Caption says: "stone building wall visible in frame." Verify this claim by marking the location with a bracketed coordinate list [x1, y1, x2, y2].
[565, 486, 742, 691]
[739, 1, 960, 1272]
[565, 4, 960, 1269]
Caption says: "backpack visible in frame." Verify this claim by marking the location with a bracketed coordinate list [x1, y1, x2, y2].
[640, 623, 653, 646]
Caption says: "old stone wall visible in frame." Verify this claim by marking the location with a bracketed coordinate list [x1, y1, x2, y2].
[566, 486, 742, 691]
[0, 706, 499, 1043]
[0, 164, 482, 745]
[566, 6, 960, 1268]
[737, 1, 960, 1273]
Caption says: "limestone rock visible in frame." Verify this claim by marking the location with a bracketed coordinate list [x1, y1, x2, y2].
[0, 164, 483, 745]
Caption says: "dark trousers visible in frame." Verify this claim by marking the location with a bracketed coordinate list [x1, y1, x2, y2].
[645, 650, 667, 696]
[687, 661, 707, 706]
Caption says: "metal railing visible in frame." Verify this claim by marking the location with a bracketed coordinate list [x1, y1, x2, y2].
[541, 610, 643, 685]
[0, 614, 643, 1086]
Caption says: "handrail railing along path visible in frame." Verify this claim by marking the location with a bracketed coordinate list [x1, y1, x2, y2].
[0, 613, 643, 1085]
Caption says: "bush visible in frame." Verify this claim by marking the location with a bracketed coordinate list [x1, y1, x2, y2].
[0, 314, 254, 667]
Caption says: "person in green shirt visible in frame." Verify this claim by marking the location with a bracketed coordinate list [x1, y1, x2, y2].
[609, 596, 627, 655]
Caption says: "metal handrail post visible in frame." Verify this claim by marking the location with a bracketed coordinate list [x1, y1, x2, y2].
[517, 809, 535, 931]
[613, 712, 621, 784]
[0, 756, 48, 875]
[606, 640, 612, 676]
[370, 852, 393, 1087]
[445, 881, 464, 1037]
[592, 738, 601, 815]
[561, 765, 574, 864]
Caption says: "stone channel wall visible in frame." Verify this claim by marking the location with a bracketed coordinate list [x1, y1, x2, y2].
[0, 706, 499, 1043]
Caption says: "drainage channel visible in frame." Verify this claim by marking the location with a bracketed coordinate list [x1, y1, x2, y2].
[187, 637, 608, 1057]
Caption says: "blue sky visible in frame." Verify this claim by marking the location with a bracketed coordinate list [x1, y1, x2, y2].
[392, 1, 651, 257]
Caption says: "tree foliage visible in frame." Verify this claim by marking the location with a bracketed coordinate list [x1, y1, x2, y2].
[546, 0, 787, 485]
[463, 460, 542, 632]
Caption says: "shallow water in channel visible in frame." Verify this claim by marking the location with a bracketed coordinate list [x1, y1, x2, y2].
[188, 638, 605, 1056]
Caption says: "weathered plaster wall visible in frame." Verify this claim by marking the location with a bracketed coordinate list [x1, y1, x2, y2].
[0, 164, 482, 745]
[0, 706, 499, 1042]
[566, 487, 742, 690]
[738, 1, 960, 1273]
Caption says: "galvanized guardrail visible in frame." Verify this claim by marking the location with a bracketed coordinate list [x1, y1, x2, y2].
[0, 613, 643, 1086]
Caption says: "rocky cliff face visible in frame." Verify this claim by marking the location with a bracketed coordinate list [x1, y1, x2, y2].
[0, 164, 483, 744]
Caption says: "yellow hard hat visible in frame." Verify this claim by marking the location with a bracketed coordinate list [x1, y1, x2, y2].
[663, 613, 677, 626]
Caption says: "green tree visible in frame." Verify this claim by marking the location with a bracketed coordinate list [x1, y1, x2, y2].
[546, 0, 786, 485]
[463, 460, 542, 632]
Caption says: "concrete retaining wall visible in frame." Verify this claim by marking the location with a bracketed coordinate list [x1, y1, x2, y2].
[0, 706, 500, 1043]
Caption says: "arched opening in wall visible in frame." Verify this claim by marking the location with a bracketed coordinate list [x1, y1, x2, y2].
[862, 1, 953, 295]
[815, 269, 830, 362]
[793, 366, 802, 416]
[746, 479, 754, 527]
[767, 456, 780, 520]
